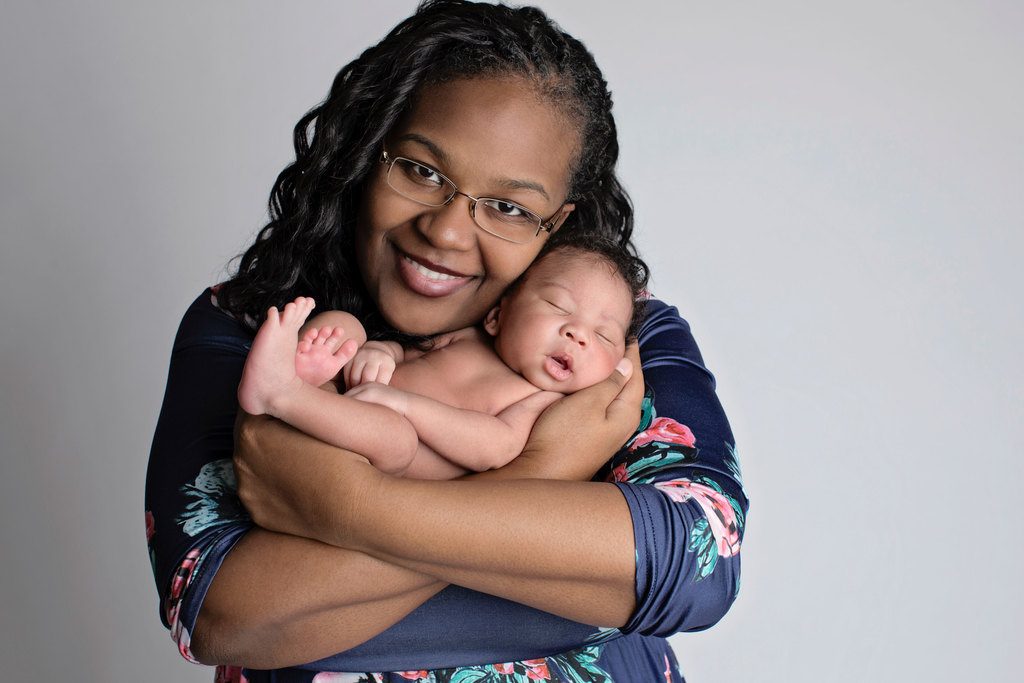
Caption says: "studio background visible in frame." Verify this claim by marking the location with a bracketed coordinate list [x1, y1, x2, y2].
[1, 1, 1020, 681]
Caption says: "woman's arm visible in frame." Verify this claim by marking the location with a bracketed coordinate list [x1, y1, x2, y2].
[152, 293, 745, 671]
[147, 291, 636, 668]
[227, 299, 747, 670]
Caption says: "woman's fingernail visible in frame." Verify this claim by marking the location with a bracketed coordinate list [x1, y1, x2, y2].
[615, 358, 632, 376]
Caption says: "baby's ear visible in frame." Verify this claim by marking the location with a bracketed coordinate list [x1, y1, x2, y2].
[483, 304, 502, 337]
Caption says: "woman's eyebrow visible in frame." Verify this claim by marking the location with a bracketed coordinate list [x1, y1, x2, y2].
[495, 177, 550, 202]
[396, 133, 551, 202]
[396, 133, 450, 166]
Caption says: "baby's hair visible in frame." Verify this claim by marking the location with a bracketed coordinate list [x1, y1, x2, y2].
[516, 233, 651, 339]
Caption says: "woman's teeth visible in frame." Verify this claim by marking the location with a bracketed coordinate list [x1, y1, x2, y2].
[403, 255, 461, 281]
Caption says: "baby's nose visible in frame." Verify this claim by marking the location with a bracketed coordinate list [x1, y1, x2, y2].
[563, 326, 587, 346]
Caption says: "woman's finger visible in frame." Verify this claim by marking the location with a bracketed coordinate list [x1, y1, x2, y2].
[606, 343, 644, 425]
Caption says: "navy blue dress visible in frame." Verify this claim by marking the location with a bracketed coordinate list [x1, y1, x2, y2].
[145, 290, 748, 682]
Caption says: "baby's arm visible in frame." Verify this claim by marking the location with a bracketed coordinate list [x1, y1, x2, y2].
[347, 384, 562, 472]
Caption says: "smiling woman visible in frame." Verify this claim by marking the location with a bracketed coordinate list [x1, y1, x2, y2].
[357, 77, 578, 335]
[145, 1, 746, 681]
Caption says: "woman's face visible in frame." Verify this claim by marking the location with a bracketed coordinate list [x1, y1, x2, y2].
[356, 76, 579, 335]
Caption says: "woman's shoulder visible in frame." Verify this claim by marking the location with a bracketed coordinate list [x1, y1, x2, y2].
[635, 295, 714, 382]
[171, 286, 254, 353]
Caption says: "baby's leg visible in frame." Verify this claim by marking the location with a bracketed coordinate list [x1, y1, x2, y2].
[295, 310, 366, 387]
[237, 297, 315, 416]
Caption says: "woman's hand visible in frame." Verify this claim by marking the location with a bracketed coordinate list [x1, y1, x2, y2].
[233, 411, 381, 544]
[503, 343, 644, 482]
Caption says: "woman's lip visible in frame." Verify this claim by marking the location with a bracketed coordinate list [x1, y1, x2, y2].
[401, 251, 471, 277]
[395, 248, 475, 298]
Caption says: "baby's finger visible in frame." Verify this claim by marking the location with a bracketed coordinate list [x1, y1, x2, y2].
[345, 358, 363, 388]
[366, 362, 385, 385]
[378, 363, 395, 386]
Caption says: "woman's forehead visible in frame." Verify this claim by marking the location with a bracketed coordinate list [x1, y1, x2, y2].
[391, 77, 578, 202]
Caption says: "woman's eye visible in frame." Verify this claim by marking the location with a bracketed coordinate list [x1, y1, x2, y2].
[482, 199, 534, 225]
[492, 201, 524, 217]
[406, 161, 444, 187]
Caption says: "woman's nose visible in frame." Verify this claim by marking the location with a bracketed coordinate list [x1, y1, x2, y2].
[416, 195, 477, 251]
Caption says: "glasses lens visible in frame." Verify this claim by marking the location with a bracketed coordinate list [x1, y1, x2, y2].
[475, 199, 542, 244]
[388, 158, 454, 206]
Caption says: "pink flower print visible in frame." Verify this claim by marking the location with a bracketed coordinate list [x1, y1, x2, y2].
[523, 659, 551, 680]
[313, 675, 382, 683]
[166, 547, 203, 662]
[492, 662, 515, 674]
[610, 463, 629, 483]
[145, 511, 155, 542]
[397, 672, 428, 681]
[630, 418, 696, 451]
[655, 479, 741, 557]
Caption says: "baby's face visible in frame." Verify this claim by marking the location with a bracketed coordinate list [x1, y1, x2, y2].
[485, 250, 633, 393]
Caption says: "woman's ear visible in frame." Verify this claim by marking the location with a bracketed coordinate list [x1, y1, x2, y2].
[548, 202, 576, 235]
[483, 304, 502, 337]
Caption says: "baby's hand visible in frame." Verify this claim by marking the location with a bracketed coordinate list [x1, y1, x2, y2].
[346, 382, 409, 416]
[344, 342, 399, 387]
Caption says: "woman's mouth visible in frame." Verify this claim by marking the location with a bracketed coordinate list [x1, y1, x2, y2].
[396, 249, 474, 297]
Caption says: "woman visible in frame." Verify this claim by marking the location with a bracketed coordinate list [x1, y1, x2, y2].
[145, 1, 747, 680]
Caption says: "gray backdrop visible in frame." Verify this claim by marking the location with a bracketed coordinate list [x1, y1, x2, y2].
[1, 1, 1021, 681]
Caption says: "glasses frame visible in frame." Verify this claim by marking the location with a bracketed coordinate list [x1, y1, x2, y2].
[380, 150, 563, 244]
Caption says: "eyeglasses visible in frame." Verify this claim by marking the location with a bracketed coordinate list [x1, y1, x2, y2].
[380, 150, 563, 244]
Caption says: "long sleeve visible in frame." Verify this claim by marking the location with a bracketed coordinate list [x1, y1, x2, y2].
[613, 299, 747, 636]
[145, 290, 254, 660]
[144, 292, 747, 676]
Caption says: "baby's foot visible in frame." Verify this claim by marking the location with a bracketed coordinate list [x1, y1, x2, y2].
[295, 326, 359, 387]
[238, 297, 315, 416]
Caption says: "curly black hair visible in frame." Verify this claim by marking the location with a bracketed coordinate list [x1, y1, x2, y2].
[215, 0, 635, 343]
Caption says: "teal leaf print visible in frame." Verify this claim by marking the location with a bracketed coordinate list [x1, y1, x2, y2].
[616, 450, 695, 484]
[547, 646, 611, 683]
[723, 441, 747, 494]
[449, 670, 492, 683]
[176, 459, 249, 537]
[637, 391, 655, 432]
[688, 517, 718, 580]
[584, 627, 621, 645]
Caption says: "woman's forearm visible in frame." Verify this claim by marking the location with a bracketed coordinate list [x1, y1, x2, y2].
[236, 417, 638, 630]
[342, 475, 637, 627]
[192, 527, 445, 668]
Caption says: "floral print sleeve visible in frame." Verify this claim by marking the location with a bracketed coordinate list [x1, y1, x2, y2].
[609, 298, 747, 636]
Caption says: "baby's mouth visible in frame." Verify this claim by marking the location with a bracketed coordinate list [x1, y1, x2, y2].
[544, 353, 574, 381]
